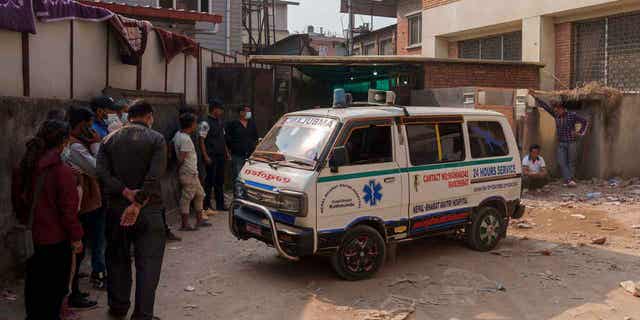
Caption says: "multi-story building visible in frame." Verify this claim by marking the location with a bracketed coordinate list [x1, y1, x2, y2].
[343, 0, 640, 92]
[352, 24, 397, 56]
[243, 0, 299, 52]
[304, 26, 347, 56]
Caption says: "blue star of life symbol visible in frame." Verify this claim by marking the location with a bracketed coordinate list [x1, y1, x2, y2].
[363, 180, 383, 206]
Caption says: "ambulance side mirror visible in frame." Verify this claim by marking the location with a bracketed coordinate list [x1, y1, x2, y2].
[329, 146, 347, 173]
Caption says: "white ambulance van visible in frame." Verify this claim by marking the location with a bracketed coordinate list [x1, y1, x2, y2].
[229, 91, 525, 280]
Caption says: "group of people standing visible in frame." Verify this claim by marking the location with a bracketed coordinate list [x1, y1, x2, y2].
[12, 96, 258, 320]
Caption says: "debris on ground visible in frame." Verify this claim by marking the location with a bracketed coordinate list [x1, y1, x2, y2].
[490, 249, 513, 257]
[591, 237, 607, 245]
[586, 192, 602, 200]
[538, 271, 562, 281]
[620, 281, 640, 297]
[184, 285, 196, 292]
[570, 214, 586, 220]
[477, 283, 506, 293]
[517, 222, 534, 229]
[183, 304, 198, 310]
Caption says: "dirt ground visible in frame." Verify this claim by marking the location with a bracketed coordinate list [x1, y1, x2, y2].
[2, 179, 640, 320]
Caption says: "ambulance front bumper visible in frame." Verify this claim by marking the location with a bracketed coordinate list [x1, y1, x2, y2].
[229, 199, 314, 260]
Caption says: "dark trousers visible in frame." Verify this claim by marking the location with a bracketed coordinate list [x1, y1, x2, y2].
[204, 154, 226, 210]
[81, 207, 106, 274]
[231, 155, 246, 184]
[25, 241, 72, 320]
[106, 206, 166, 320]
[523, 175, 548, 190]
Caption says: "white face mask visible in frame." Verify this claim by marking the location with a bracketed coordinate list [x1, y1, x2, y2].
[245, 112, 252, 120]
[121, 113, 129, 123]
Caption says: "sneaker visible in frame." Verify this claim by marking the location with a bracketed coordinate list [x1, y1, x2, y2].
[69, 296, 98, 310]
[91, 272, 107, 290]
[567, 180, 577, 188]
[166, 230, 182, 242]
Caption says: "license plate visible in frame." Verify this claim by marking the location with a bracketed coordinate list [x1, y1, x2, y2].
[246, 223, 262, 236]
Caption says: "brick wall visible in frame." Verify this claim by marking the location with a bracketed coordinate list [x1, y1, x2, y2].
[555, 22, 572, 89]
[423, 0, 461, 10]
[423, 62, 541, 89]
[397, 0, 422, 55]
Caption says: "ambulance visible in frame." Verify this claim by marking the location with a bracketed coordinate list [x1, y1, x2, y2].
[229, 90, 525, 280]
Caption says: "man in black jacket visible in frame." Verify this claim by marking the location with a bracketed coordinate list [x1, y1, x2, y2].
[225, 106, 258, 182]
[199, 99, 228, 212]
[97, 101, 167, 320]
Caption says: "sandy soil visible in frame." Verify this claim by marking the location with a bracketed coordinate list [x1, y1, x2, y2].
[1, 180, 640, 320]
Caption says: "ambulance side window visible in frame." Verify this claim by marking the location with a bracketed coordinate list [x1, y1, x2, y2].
[344, 125, 392, 165]
[467, 121, 509, 158]
[406, 123, 464, 165]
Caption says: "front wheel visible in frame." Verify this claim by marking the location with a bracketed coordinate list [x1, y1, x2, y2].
[331, 225, 386, 281]
[466, 207, 504, 251]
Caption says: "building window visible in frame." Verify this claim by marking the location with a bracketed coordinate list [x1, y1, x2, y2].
[200, 0, 208, 13]
[363, 43, 375, 56]
[379, 39, 393, 55]
[408, 14, 422, 46]
[574, 12, 640, 92]
[459, 31, 522, 61]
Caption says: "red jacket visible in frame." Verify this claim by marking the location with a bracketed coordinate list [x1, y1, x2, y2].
[12, 149, 83, 245]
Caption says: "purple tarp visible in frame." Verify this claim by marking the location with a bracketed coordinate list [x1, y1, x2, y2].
[0, 0, 113, 34]
[34, 0, 113, 23]
[0, 0, 36, 33]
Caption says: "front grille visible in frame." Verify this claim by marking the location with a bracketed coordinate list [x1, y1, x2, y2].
[245, 187, 279, 209]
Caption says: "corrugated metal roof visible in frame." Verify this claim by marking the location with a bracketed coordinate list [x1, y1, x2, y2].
[340, 0, 397, 18]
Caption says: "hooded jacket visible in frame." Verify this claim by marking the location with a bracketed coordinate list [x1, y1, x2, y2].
[12, 149, 83, 245]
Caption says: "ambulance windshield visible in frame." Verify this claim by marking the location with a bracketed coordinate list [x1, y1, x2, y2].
[253, 116, 338, 169]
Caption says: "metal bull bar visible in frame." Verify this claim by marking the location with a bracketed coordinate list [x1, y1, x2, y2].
[229, 199, 300, 261]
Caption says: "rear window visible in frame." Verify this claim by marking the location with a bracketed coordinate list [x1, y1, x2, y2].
[406, 123, 465, 165]
[467, 121, 509, 158]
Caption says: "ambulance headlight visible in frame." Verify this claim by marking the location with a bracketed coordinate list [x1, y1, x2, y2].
[234, 181, 246, 199]
[278, 190, 307, 217]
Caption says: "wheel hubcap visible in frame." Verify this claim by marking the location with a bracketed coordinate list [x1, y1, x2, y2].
[343, 235, 379, 273]
[479, 215, 500, 245]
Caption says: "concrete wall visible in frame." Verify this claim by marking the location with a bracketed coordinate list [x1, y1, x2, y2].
[0, 31, 23, 97]
[0, 18, 242, 106]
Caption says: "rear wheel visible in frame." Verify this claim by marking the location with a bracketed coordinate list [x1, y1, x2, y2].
[466, 207, 503, 251]
[331, 225, 385, 281]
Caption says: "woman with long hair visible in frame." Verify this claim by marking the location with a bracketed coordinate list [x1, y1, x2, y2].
[12, 119, 84, 320]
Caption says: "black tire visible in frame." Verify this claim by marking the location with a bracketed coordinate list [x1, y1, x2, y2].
[331, 225, 386, 281]
[466, 207, 504, 251]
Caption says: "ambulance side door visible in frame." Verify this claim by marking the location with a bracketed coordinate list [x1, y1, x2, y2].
[404, 116, 472, 237]
[316, 118, 404, 245]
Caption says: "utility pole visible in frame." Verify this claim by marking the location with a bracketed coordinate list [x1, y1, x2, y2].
[347, 0, 354, 56]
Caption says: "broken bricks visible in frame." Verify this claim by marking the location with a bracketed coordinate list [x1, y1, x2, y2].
[591, 237, 607, 245]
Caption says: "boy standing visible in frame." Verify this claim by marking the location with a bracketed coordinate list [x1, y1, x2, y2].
[173, 113, 212, 231]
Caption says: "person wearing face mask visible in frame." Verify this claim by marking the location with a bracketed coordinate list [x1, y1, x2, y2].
[225, 106, 258, 182]
[90, 96, 124, 139]
[64, 106, 103, 309]
[12, 120, 83, 320]
[97, 101, 167, 320]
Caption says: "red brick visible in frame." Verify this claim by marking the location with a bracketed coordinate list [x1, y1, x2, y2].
[424, 62, 541, 89]
[555, 22, 572, 89]
[397, 0, 422, 55]
[423, 0, 461, 10]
